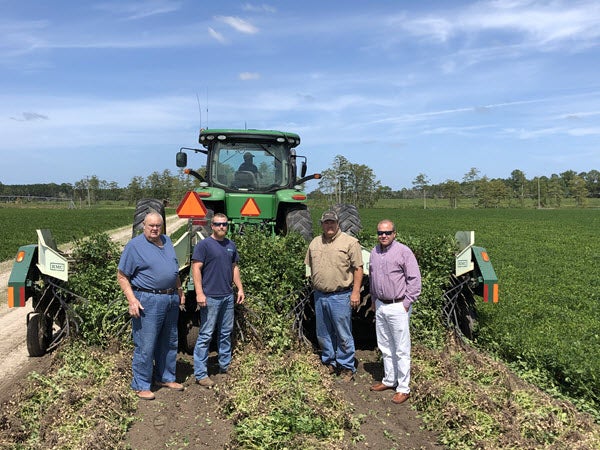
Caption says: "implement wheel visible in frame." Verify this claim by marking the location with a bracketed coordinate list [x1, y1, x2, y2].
[27, 313, 52, 357]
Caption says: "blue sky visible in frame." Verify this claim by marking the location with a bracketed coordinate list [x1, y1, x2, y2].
[2, 0, 600, 190]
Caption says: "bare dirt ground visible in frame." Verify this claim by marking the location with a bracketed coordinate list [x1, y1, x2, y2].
[126, 349, 443, 450]
[0, 216, 443, 449]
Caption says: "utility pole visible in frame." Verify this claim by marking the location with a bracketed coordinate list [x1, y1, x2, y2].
[86, 176, 90, 208]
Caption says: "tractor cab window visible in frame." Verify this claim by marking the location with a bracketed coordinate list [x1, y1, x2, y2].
[211, 143, 290, 191]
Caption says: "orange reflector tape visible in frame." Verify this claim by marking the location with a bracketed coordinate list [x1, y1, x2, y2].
[8, 286, 26, 308]
[176, 191, 208, 218]
[240, 198, 261, 216]
[493, 284, 499, 303]
[16, 250, 26, 263]
[197, 192, 211, 198]
[8, 287, 14, 308]
[292, 194, 306, 200]
[481, 251, 490, 262]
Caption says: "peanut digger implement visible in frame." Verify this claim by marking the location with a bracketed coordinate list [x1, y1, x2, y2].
[7, 226, 498, 357]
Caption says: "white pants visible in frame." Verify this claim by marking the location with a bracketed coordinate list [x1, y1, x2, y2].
[375, 300, 411, 393]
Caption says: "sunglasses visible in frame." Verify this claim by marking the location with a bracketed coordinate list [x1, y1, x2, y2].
[377, 230, 394, 236]
[212, 222, 229, 227]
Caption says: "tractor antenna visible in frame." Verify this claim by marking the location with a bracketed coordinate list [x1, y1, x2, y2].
[196, 93, 202, 130]
[206, 88, 209, 129]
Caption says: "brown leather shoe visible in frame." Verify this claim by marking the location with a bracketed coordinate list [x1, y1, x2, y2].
[327, 364, 336, 375]
[370, 382, 395, 392]
[135, 390, 155, 400]
[392, 392, 410, 404]
[340, 369, 355, 382]
[156, 381, 184, 391]
[195, 377, 215, 388]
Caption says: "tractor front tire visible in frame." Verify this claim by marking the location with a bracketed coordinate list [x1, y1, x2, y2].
[27, 313, 51, 357]
[132, 198, 166, 238]
[333, 203, 362, 237]
[285, 208, 313, 241]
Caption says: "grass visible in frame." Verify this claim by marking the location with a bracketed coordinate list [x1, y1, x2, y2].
[0, 206, 135, 261]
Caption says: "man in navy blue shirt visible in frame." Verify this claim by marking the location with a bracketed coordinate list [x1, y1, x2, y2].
[118, 211, 185, 400]
[191, 213, 245, 387]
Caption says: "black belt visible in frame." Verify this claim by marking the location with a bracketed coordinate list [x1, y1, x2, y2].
[378, 297, 404, 304]
[132, 286, 177, 295]
[320, 287, 352, 295]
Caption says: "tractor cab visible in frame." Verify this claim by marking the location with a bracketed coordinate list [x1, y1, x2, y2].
[209, 142, 294, 193]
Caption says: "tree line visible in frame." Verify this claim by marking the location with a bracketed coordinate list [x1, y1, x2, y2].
[1, 161, 598, 209]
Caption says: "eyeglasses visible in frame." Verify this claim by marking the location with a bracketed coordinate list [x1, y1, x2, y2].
[212, 222, 229, 227]
[377, 230, 394, 236]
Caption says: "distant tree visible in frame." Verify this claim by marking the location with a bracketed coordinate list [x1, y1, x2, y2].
[412, 173, 430, 209]
[560, 170, 577, 195]
[319, 155, 382, 208]
[145, 170, 173, 201]
[477, 178, 511, 208]
[462, 167, 480, 203]
[319, 155, 352, 205]
[509, 169, 527, 207]
[348, 163, 381, 208]
[547, 174, 564, 207]
[569, 175, 589, 207]
[582, 170, 600, 197]
[126, 176, 144, 206]
[441, 179, 461, 208]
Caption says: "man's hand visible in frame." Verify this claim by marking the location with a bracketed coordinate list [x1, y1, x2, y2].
[128, 298, 144, 318]
[196, 293, 207, 308]
[350, 292, 360, 310]
[236, 289, 245, 304]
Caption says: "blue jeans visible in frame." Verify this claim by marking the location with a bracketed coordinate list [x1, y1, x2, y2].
[193, 294, 234, 380]
[131, 291, 179, 391]
[314, 290, 356, 372]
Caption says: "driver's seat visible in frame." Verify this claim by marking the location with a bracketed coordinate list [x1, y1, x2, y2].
[233, 171, 257, 188]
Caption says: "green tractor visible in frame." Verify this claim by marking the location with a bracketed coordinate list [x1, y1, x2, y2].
[175, 128, 321, 240]
[166, 128, 322, 352]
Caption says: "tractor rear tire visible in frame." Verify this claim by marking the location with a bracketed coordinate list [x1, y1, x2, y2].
[285, 208, 313, 241]
[27, 313, 51, 357]
[132, 199, 166, 238]
[333, 203, 362, 237]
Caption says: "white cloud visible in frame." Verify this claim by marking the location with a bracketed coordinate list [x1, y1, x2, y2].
[242, 3, 277, 14]
[208, 27, 227, 44]
[215, 16, 259, 34]
[239, 72, 260, 80]
[398, 0, 600, 49]
[95, 0, 182, 20]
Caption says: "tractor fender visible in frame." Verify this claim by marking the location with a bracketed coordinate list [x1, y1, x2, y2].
[275, 189, 308, 203]
[7, 244, 38, 308]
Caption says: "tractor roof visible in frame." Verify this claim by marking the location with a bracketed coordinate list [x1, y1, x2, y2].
[199, 128, 301, 148]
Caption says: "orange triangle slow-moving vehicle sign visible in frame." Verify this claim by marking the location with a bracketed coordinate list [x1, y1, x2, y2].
[240, 197, 261, 216]
[176, 191, 208, 218]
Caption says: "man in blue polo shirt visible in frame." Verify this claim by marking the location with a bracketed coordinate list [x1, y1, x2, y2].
[191, 213, 245, 387]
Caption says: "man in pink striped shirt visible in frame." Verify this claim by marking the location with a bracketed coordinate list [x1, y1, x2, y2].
[368, 219, 421, 404]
